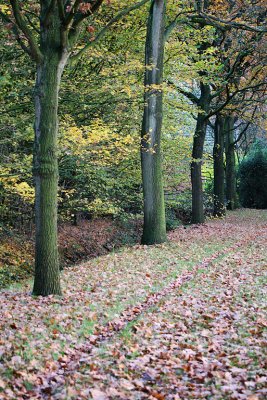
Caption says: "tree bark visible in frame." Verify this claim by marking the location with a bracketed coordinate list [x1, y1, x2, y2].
[141, 0, 167, 245]
[191, 83, 210, 224]
[32, 9, 68, 296]
[225, 116, 238, 210]
[213, 114, 225, 217]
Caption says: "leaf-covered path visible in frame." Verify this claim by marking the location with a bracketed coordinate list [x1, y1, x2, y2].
[0, 209, 266, 399]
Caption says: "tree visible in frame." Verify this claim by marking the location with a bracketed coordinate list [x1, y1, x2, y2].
[214, 17, 267, 211]
[191, 83, 211, 223]
[141, 0, 167, 245]
[0, 0, 149, 295]
[213, 113, 225, 217]
[224, 115, 241, 210]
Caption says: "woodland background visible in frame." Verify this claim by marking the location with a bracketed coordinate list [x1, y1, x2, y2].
[0, 0, 266, 288]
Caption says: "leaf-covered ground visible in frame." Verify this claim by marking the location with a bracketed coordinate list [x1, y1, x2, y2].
[0, 217, 142, 289]
[0, 209, 266, 400]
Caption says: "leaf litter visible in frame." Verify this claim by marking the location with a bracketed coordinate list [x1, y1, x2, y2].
[0, 209, 266, 399]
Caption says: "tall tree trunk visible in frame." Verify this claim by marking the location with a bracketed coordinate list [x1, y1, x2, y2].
[225, 116, 238, 210]
[191, 83, 210, 224]
[32, 10, 68, 296]
[141, 0, 166, 245]
[213, 114, 225, 217]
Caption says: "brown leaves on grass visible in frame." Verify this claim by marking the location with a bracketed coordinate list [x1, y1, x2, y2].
[0, 209, 266, 399]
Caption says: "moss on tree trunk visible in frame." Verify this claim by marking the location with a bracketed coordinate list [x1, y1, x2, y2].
[141, 0, 167, 245]
[191, 83, 210, 224]
[32, 10, 68, 296]
[225, 116, 238, 210]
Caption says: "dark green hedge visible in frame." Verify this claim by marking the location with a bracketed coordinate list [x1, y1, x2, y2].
[238, 144, 267, 209]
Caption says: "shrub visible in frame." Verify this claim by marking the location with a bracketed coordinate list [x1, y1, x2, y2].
[238, 144, 267, 209]
[165, 191, 192, 227]
[165, 208, 182, 231]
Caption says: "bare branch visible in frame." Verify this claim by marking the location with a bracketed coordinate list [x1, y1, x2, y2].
[199, 12, 267, 33]
[233, 106, 258, 144]
[208, 82, 267, 119]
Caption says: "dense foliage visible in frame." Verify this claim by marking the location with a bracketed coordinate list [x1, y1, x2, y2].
[238, 142, 267, 209]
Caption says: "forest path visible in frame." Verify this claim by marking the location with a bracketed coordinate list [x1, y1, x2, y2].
[0, 209, 266, 399]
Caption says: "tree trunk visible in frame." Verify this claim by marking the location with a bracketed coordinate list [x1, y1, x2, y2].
[213, 114, 225, 217]
[32, 11, 68, 296]
[141, 0, 166, 245]
[225, 116, 238, 210]
[191, 83, 210, 224]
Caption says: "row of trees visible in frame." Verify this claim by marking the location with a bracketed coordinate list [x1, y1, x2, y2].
[0, 0, 266, 295]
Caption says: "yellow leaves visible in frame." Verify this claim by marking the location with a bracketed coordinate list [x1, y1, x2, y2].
[0, 4, 10, 13]
[60, 125, 85, 155]
[207, 0, 228, 14]
[87, 198, 121, 217]
[0, 167, 34, 204]
[59, 117, 137, 167]
[144, 83, 163, 93]
[0, 240, 33, 271]
[13, 182, 34, 202]
[100, 59, 143, 82]
[120, 85, 132, 97]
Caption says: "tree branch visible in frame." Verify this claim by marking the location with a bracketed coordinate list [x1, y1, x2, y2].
[233, 106, 258, 145]
[10, 0, 43, 63]
[71, 0, 104, 30]
[210, 87, 225, 100]
[70, 0, 150, 61]
[24, 13, 40, 34]
[0, 11, 32, 57]
[199, 11, 267, 33]
[57, 0, 65, 22]
[64, 0, 81, 28]
[208, 82, 266, 119]
[164, 9, 193, 42]
[167, 80, 199, 105]
[42, 0, 57, 25]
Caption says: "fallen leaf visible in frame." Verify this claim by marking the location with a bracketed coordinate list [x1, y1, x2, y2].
[90, 388, 108, 400]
